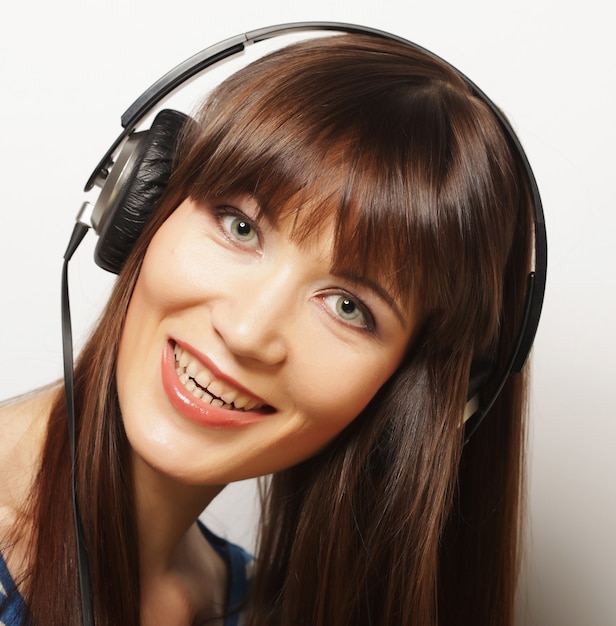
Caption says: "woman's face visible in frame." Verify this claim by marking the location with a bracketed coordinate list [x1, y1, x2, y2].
[117, 196, 420, 485]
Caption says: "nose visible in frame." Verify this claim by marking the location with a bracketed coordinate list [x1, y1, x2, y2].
[210, 261, 297, 366]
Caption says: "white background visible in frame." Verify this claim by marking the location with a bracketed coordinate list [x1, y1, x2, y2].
[1, 1, 614, 624]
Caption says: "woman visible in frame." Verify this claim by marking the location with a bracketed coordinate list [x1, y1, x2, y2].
[0, 29, 539, 625]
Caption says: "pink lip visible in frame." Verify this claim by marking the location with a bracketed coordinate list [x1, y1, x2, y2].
[161, 340, 272, 429]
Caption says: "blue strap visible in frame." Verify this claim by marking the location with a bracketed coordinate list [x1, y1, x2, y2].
[198, 523, 253, 626]
[0, 551, 26, 624]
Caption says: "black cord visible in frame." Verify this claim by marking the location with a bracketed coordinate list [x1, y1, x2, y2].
[62, 222, 95, 626]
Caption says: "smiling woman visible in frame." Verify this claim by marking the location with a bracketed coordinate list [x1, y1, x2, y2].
[118, 196, 416, 486]
[0, 25, 542, 626]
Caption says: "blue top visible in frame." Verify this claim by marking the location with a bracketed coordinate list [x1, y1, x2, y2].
[198, 523, 253, 626]
[0, 525, 253, 625]
[0, 550, 26, 624]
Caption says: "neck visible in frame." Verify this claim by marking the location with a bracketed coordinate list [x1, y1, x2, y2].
[131, 453, 224, 573]
[132, 455, 229, 624]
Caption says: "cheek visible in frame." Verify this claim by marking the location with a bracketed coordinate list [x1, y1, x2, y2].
[263, 367, 392, 472]
[138, 238, 186, 308]
[289, 347, 402, 442]
[115, 231, 184, 408]
[137, 224, 232, 317]
[116, 283, 156, 409]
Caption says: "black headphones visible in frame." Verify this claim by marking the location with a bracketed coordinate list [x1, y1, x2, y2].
[75, 21, 546, 430]
[64, 22, 546, 624]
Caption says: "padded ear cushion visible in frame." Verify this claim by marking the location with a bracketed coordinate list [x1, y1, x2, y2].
[94, 109, 189, 273]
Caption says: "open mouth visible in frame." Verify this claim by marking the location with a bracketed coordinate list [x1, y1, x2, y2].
[173, 342, 270, 412]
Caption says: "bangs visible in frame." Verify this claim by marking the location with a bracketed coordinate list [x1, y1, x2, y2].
[186, 114, 424, 306]
[171, 33, 514, 332]
[177, 58, 450, 309]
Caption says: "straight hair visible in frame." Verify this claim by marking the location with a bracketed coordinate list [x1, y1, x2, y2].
[9, 33, 532, 625]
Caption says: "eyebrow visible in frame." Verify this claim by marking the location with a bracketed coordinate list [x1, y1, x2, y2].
[334, 271, 407, 327]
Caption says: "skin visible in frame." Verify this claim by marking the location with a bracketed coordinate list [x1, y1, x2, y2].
[117, 195, 421, 622]
[0, 389, 52, 582]
[1, 195, 421, 624]
[117, 196, 420, 487]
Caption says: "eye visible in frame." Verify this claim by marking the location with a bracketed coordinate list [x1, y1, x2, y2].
[323, 293, 374, 331]
[221, 213, 259, 247]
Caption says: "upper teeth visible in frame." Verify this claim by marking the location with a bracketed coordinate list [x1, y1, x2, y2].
[174, 343, 264, 411]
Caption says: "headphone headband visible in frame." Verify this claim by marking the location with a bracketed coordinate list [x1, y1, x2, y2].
[85, 23, 396, 192]
[65, 26, 546, 623]
[81, 21, 546, 437]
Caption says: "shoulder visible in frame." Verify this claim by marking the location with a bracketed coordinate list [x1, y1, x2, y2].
[0, 386, 55, 464]
[0, 389, 52, 512]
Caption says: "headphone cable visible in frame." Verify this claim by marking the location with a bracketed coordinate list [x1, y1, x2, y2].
[62, 216, 95, 626]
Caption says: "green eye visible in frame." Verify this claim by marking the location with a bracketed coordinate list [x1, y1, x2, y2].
[324, 294, 367, 327]
[338, 297, 360, 320]
[223, 215, 258, 245]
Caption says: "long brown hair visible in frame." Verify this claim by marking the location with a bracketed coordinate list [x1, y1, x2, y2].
[13, 33, 532, 625]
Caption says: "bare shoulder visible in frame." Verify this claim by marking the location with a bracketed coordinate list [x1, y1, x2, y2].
[0, 387, 56, 516]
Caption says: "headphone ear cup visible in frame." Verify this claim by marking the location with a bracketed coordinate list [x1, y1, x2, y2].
[93, 109, 189, 273]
